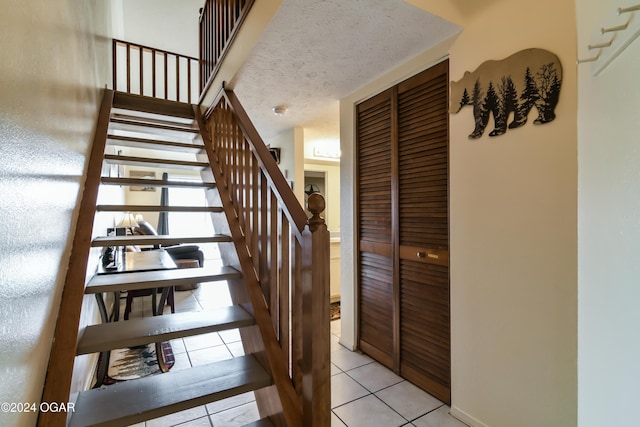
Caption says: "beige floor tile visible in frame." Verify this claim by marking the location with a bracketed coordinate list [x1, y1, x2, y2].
[174, 301, 203, 313]
[333, 394, 407, 427]
[208, 401, 260, 427]
[188, 344, 233, 367]
[332, 411, 347, 426]
[330, 334, 341, 352]
[197, 298, 233, 310]
[331, 372, 370, 408]
[183, 332, 224, 352]
[226, 341, 245, 357]
[171, 351, 192, 372]
[170, 338, 187, 354]
[331, 346, 373, 372]
[146, 406, 208, 427]
[375, 381, 443, 421]
[331, 319, 342, 336]
[205, 391, 255, 415]
[331, 362, 342, 376]
[412, 406, 468, 427]
[346, 362, 403, 393]
[177, 416, 213, 426]
[218, 328, 241, 344]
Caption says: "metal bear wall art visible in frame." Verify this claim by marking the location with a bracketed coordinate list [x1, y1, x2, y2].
[450, 48, 562, 139]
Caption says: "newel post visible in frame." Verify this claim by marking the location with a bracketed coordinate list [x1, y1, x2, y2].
[301, 193, 331, 426]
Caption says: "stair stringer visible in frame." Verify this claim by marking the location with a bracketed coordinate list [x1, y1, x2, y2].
[195, 105, 301, 427]
[38, 89, 115, 427]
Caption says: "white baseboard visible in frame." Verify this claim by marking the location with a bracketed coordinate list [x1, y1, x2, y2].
[450, 405, 490, 427]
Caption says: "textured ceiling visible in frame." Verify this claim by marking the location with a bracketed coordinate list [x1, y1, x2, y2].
[231, 0, 461, 142]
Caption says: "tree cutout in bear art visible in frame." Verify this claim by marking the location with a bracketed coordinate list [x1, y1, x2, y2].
[450, 48, 562, 139]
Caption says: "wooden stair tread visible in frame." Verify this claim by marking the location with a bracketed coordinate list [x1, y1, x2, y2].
[112, 91, 194, 119]
[85, 265, 242, 293]
[107, 134, 204, 153]
[112, 112, 195, 129]
[91, 235, 232, 247]
[101, 177, 216, 189]
[77, 306, 254, 354]
[110, 117, 199, 134]
[68, 355, 272, 427]
[104, 154, 208, 170]
[96, 204, 223, 213]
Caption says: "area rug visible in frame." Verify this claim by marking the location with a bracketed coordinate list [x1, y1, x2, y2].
[330, 301, 341, 320]
[103, 342, 174, 384]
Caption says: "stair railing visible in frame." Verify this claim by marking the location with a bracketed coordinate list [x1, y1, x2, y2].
[112, 39, 199, 103]
[199, 0, 255, 98]
[197, 88, 330, 426]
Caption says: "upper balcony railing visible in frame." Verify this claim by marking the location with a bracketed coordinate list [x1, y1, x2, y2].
[112, 39, 199, 103]
[199, 0, 255, 98]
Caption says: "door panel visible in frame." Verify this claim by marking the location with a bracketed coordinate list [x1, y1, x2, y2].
[357, 90, 394, 368]
[397, 62, 450, 404]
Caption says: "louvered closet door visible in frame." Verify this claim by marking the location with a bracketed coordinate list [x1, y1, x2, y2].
[397, 61, 450, 404]
[356, 89, 394, 368]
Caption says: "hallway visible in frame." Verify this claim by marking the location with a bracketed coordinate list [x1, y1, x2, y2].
[119, 262, 466, 427]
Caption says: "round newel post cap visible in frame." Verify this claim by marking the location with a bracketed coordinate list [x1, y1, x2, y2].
[307, 193, 326, 215]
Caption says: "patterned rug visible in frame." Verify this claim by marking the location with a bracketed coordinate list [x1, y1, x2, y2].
[330, 301, 341, 320]
[104, 342, 174, 384]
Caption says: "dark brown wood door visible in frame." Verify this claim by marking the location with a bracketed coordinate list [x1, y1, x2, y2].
[356, 89, 394, 368]
[397, 61, 450, 403]
[356, 61, 450, 403]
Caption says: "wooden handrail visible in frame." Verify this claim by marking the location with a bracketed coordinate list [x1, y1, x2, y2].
[201, 89, 331, 426]
[112, 39, 198, 103]
[198, 0, 255, 100]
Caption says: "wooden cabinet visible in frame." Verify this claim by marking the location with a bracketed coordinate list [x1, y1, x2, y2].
[356, 60, 450, 404]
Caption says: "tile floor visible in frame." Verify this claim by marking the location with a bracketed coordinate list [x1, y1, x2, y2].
[120, 272, 467, 427]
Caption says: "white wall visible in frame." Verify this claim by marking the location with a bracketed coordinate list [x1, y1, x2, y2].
[576, 1, 640, 426]
[342, 0, 578, 425]
[442, 2, 578, 425]
[268, 127, 305, 205]
[121, 0, 203, 57]
[0, 1, 113, 425]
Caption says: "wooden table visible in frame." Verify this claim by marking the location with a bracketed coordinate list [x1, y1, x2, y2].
[96, 249, 178, 321]
[98, 249, 177, 275]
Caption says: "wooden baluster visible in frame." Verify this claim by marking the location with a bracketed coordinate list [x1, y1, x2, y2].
[126, 42, 131, 93]
[245, 141, 250, 228]
[260, 174, 269, 299]
[251, 159, 260, 272]
[187, 58, 192, 103]
[292, 238, 303, 401]
[280, 213, 291, 367]
[270, 191, 279, 333]
[152, 50, 157, 98]
[176, 54, 180, 102]
[301, 193, 330, 426]
[112, 40, 117, 91]
[199, 7, 203, 92]
[215, 0, 220, 63]
[237, 137, 246, 231]
[139, 47, 144, 95]
[164, 52, 168, 99]
[210, 0, 214, 71]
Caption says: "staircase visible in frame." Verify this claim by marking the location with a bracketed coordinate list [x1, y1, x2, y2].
[38, 89, 330, 426]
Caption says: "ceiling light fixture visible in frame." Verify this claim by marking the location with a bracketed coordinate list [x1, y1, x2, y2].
[272, 105, 288, 116]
